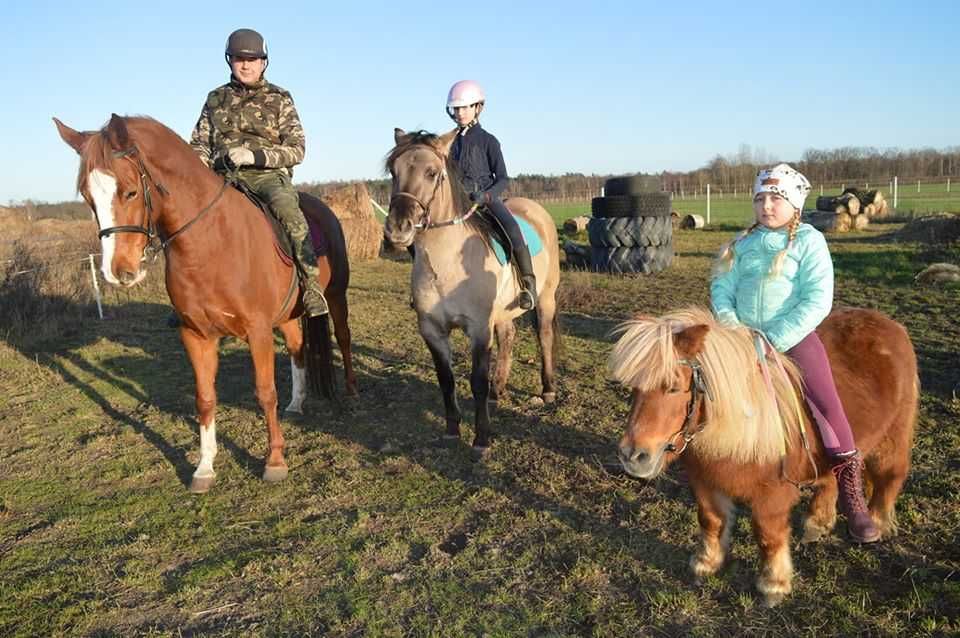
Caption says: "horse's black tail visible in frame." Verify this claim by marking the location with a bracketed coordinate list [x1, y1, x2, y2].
[302, 314, 335, 399]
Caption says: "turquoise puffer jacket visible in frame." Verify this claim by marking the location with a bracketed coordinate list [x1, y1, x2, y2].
[710, 223, 834, 352]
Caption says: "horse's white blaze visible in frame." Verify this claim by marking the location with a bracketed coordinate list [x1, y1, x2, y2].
[193, 420, 217, 479]
[285, 357, 307, 414]
[87, 169, 120, 284]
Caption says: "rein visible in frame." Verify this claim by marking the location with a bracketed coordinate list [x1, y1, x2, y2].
[98, 145, 228, 261]
[388, 144, 479, 231]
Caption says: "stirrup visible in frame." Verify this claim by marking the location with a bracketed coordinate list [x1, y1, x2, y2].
[302, 286, 329, 317]
[517, 288, 536, 310]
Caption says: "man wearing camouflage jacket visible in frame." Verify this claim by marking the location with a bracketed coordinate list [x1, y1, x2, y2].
[190, 27, 327, 316]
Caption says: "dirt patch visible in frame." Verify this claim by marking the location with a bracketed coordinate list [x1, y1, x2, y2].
[895, 212, 960, 244]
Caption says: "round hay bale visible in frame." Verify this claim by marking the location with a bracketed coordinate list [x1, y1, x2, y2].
[863, 203, 876, 217]
[319, 182, 383, 260]
[914, 262, 960, 285]
[680, 214, 704, 229]
[853, 214, 870, 230]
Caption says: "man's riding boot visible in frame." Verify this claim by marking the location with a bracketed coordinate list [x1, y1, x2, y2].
[302, 277, 328, 317]
[513, 246, 537, 311]
[831, 450, 881, 543]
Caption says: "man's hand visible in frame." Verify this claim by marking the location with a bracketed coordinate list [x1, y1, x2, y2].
[227, 146, 255, 167]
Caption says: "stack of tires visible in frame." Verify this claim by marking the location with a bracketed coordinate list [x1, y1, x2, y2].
[588, 176, 673, 274]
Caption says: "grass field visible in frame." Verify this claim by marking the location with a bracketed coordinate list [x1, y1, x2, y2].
[1, 218, 959, 636]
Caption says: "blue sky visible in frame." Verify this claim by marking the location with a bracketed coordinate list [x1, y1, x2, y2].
[3, 0, 958, 203]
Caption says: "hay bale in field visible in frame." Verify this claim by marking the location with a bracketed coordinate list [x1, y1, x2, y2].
[563, 215, 590, 235]
[318, 182, 383, 260]
[840, 193, 861, 216]
[680, 214, 705, 229]
[803, 210, 851, 233]
[853, 213, 870, 230]
[914, 262, 960, 285]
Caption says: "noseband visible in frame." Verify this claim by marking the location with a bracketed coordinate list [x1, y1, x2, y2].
[388, 145, 477, 231]
[96, 145, 227, 261]
[664, 358, 714, 455]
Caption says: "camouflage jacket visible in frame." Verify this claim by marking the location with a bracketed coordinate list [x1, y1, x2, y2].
[190, 76, 305, 177]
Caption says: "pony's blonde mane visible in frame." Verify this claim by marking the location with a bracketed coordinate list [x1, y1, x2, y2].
[608, 307, 804, 464]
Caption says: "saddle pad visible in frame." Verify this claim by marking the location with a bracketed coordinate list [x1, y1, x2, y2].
[490, 215, 544, 266]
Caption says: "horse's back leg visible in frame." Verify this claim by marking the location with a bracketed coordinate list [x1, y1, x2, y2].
[490, 319, 516, 404]
[468, 328, 494, 449]
[327, 288, 358, 396]
[247, 327, 288, 482]
[801, 473, 838, 543]
[535, 293, 559, 403]
[420, 320, 462, 440]
[180, 330, 221, 494]
[277, 319, 308, 414]
[864, 403, 916, 537]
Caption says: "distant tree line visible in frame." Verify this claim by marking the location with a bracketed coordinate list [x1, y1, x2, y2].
[12, 145, 960, 220]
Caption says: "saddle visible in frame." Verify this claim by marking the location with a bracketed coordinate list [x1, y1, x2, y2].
[230, 181, 329, 264]
[476, 205, 544, 267]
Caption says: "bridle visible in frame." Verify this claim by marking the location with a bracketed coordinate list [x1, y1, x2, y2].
[96, 145, 228, 261]
[663, 357, 714, 455]
[388, 144, 478, 232]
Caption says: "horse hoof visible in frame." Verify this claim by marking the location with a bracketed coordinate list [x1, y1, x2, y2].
[471, 445, 492, 458]
[262, 465, 289, 483]
[190, 475, 215, 494]
[800, 526, 827, 544]
[542, 392, 557, 404]
[284, 406, 304, 416]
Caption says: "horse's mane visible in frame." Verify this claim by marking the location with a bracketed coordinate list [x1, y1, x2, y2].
[608, 307, 805, 465]
[76, 116, 194, 192]
[384, 130, 491, 236]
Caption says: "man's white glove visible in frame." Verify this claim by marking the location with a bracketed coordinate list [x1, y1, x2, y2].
[227, 146, 255, 167]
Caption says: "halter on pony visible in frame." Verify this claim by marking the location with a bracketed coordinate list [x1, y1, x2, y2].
[389, 143, 479, 231]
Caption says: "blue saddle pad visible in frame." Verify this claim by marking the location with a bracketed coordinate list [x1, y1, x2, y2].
[490, 215, 544, 266]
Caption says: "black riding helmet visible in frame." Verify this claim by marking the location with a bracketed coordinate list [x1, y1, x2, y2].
[224, 28, 269, 68]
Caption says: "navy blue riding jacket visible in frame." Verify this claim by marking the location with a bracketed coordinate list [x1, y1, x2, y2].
[450, 124, 508, 199]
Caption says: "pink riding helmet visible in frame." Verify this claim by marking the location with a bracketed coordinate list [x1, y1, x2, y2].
[446, 80, 485, 108]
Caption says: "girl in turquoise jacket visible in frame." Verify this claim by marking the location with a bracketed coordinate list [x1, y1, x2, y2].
[710, 163, 879, 544]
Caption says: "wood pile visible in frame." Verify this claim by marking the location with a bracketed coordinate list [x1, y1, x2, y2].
[318, 182, 383, 260]
[562, 215, 590, 235]
[804, 187, 889, 233]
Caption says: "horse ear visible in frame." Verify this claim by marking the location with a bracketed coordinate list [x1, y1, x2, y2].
[53, 117, 90, 154]
[674, 324, 710, 357]
[436, 128, 458, 155]
[106, 113, 130, 151]
[394, 128, 410, 145]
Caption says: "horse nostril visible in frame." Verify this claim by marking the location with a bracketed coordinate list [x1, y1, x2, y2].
[619, 443, 646, 464]
[118, 270, 136, 284]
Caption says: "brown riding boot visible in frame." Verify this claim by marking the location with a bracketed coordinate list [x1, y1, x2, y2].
[832, 450, 881, 543]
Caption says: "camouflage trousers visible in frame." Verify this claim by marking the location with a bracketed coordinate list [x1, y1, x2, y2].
[238, 169, 319, 283]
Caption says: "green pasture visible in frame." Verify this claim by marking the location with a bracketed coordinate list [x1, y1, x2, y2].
[1, 222, 958, 636]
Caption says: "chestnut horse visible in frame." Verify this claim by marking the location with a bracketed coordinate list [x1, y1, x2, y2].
[384, 129, 561, 449]
[54, 114, 357, 493]
[608, 307, 917, 607]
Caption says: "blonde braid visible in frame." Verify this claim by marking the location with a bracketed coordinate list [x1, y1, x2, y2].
[768, 211, 801, 277]
[714, 221, 761, 275]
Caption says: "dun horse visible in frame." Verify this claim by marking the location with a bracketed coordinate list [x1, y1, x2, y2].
[384, 129, 561, 449]
[608, 307, 917, 606]
[55, 114, 357, 493]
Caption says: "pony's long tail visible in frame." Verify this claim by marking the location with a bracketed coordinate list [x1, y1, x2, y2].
[302, 314, 335, 399]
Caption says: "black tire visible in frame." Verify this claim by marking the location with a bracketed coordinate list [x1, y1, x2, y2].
[589, 216, 673, 248]
[590, 245, 672, 274]
[591, 193, 672, 218]
[605, 175, 661, 196]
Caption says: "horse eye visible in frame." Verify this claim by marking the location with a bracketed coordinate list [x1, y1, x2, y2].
[125, 190, 137, 200]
